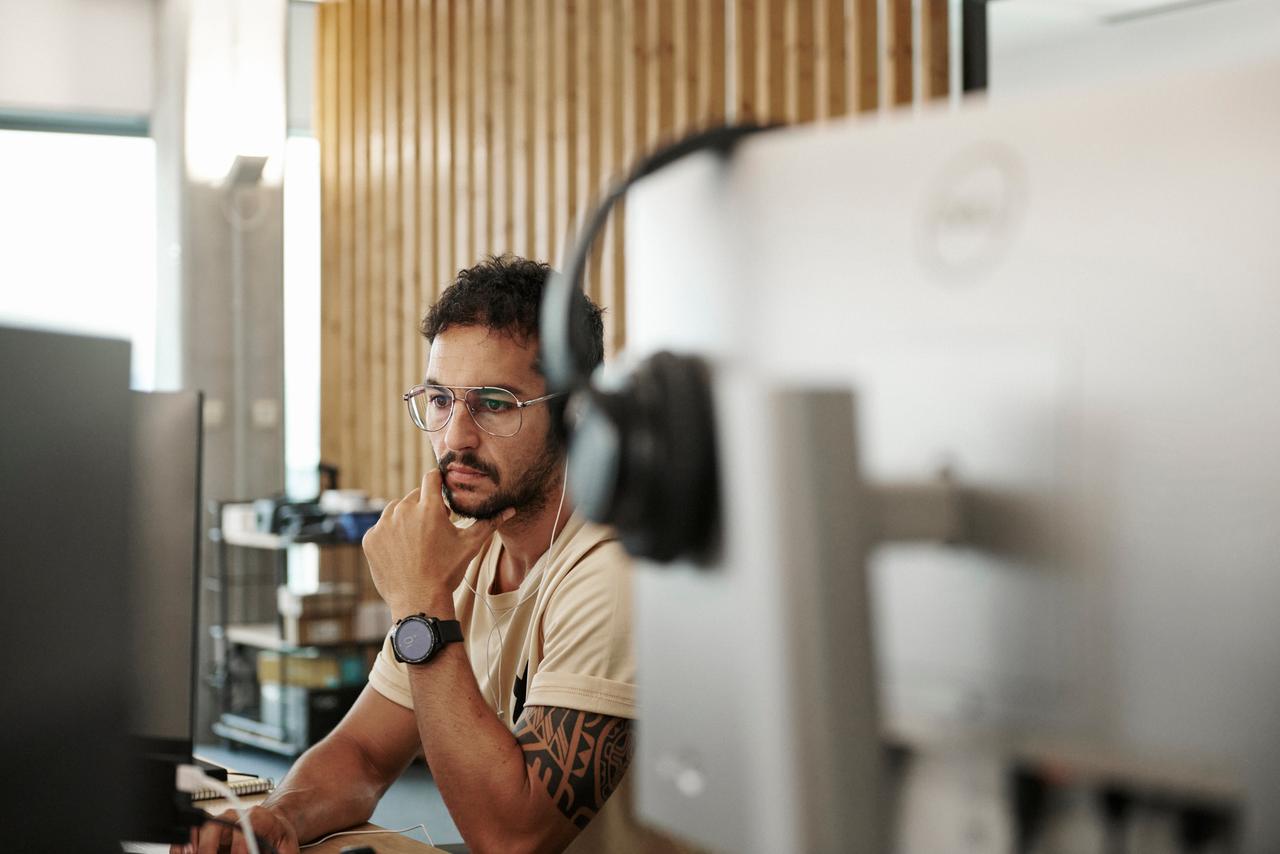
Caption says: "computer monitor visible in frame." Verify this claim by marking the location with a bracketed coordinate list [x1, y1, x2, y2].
[0, 328, 206, 847]
[0, 326, 136, 852]
[625, 54, 1280, 852]
[127, 389, 205, 843]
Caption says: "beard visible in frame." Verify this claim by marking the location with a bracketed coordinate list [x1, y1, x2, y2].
[439, 444, 563, 521]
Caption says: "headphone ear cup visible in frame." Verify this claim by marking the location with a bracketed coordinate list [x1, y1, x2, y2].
[568, 353, 718, 562]
[630, 353, 719, 561]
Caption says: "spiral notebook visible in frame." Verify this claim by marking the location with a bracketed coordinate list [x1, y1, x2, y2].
[191, 773, 276, 802]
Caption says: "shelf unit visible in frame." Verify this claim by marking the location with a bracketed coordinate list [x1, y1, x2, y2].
[208, 509, 382, 756]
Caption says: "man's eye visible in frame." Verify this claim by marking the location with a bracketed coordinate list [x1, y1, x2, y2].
[481, 397, 514, 412]
[427, 393, 452, 408]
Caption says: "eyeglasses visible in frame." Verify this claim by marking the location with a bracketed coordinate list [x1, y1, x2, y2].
[402, 384, 565, 438]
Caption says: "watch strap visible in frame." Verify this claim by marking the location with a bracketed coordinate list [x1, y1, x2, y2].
[392, 614, 463, 664]
[435, 619, 463, 644]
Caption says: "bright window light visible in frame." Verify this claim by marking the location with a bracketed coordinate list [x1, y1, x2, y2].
[283, 134, 321, 501]
[0, 129, 158, 389]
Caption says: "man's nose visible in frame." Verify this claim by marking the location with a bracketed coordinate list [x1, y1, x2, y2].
[443, 397, 481, 451]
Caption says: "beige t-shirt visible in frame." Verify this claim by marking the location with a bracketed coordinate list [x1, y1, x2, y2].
[368, 514, 694, 853]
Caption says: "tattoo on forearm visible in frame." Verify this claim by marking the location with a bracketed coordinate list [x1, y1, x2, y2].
[515, 705, 634, 829]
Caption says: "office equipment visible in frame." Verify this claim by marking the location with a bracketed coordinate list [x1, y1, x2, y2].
[127, 389, 205, 843]
[623, 53, 1280, 852]
[0, 326, 136, 852]
[190, 774, 275, 802]
[210, 507, 383, 755]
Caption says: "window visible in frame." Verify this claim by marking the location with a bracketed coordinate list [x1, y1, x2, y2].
[0, 129, 158, 389]
[283, 134, 321, 499]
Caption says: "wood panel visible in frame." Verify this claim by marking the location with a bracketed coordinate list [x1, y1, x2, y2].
[399, 0, 421, 481]
[815, 0, 845, 119]
[367, 0, 385, 499]
[921, 0, 950, 102]
[601, 0, 626, 354]
[732, 0, 757, 121]
[887, 0, 913, 107]
[318, 2, 340, 470]
[849, 0, 878, 113]
[317, 0, 950, 493]
[351, 0, 368, 493]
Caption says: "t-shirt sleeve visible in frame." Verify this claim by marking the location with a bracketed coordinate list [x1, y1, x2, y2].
[526, 541, 637, 719]
[368, 628, 414, 709]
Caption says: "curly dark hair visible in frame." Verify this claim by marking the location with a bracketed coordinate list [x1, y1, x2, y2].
[420, 254, 605, 376]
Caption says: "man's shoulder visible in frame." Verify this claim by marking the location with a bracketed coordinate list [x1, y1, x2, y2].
[538, 518, 631, 604]
[556, 518, 628, 573]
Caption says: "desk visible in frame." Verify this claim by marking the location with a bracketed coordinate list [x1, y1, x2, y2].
[194, 792, 443, 854]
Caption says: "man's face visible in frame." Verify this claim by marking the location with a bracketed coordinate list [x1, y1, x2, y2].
[425, 324, 562, 520]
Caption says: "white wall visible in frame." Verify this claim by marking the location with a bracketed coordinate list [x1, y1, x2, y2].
[0, 0, 154, 117]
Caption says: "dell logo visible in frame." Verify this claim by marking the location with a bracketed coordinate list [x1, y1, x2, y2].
[919, 142, 1028, 281]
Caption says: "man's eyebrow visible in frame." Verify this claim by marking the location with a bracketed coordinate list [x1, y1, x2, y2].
[424, 378, 531, 396]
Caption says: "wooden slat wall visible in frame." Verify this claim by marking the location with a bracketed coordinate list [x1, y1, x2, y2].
[317, 0, 949, 498]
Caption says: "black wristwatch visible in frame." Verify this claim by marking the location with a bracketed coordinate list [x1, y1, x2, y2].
[391, 613, 464, 664]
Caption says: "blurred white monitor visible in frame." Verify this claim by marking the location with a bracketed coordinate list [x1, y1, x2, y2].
[624, 53, 1280, 852]
[988, 0, 1280, 101]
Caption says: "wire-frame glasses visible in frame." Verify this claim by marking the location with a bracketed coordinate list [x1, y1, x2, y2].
[402, 384, 564, 438]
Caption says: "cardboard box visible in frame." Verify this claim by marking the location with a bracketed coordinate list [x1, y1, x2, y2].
[353, 600, 392, 642]
[220, 503, 258, 540]
[277, 583, 358, 619]
[317, 545, 384, 601]
[283, 613, 354, 646]
[257, 651, 367, 688]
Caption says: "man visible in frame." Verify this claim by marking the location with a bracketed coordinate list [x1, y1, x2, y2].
[184, 256, 677, 853]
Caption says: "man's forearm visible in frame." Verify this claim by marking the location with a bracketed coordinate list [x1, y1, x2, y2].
[261, 730, 393, 843]
[407, 644, 567, 853]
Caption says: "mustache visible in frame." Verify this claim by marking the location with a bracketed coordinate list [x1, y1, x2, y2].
[437, 450, 500, 483]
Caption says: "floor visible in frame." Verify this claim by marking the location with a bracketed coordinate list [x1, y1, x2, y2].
[196, 742, 463, 849]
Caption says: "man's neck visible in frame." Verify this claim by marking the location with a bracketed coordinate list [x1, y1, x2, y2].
[492, 480, 571, 594]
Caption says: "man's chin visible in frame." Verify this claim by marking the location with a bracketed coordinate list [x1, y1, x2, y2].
[443, 486, 507, 521]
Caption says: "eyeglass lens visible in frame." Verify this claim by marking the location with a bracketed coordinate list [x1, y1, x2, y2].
[410, 386, 522, 437]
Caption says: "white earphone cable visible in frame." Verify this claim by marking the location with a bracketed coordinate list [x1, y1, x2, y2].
[462, 457, 570, 718]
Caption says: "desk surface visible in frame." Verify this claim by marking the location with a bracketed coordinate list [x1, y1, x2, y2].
[195, 792, 443, 853]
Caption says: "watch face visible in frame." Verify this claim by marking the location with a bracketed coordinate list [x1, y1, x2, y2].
[396, 618, 436, 663]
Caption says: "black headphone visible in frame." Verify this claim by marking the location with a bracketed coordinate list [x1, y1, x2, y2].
[540, 124, 771, 563]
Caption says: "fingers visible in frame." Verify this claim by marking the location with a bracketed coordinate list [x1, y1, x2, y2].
[196, 811, 235, 854]
[378, 496, 400, 520]
[420, 466, 443, 501]
[170, 826, 197, 854]
[230, 829, 256, 854]
[420, 467, 448, 516]
[182, 805, 300, 854]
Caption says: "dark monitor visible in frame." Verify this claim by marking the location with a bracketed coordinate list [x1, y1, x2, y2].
[127, 390, 205, 843]
[0, 326, 136, 852]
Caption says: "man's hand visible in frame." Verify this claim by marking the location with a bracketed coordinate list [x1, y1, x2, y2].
[171, 805, 300, 854]
[362, 468, 513, 619]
